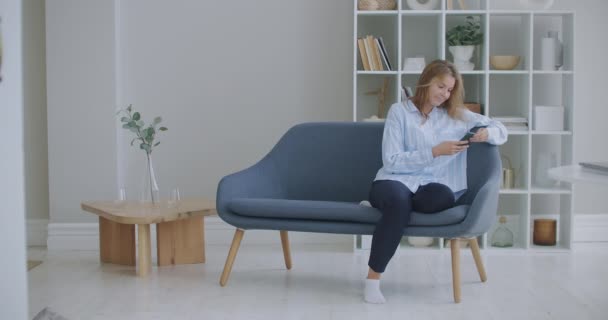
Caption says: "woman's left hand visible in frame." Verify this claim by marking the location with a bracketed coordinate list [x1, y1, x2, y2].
[469, 128, 489, 142]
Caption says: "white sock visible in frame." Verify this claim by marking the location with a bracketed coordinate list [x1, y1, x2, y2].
[364, 279, 386, 304]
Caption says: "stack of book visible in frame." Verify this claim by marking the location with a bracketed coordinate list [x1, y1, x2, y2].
[357, 35, 392, 71]
[491, 116, 529, 132]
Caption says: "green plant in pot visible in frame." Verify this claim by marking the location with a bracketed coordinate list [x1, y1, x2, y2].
[446, 15, 483, 71]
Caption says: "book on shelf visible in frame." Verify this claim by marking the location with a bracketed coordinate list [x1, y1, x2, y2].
[363, 36, 377, 70]
[492, 116, 527, 123]
[357, 35, 393, 71]
[367, 35, 384, 71]
[377, 37, 392, 71]
[492, 116, 529, 132]
[357, 38, 371, 71]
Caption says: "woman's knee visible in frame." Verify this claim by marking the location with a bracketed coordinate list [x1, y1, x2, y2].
[413, 183, 455, 213]
[369, 180, 413, 209]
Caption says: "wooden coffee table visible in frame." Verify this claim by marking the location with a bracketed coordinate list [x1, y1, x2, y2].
[81, 198, 215, 277]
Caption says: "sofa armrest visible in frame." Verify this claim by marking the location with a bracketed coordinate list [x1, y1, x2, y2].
[216, 157, 286, 224]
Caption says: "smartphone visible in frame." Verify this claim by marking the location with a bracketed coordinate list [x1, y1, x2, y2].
[460, 125, 488, 141]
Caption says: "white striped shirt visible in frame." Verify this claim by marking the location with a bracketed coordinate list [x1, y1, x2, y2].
[374, 100, 508, 193]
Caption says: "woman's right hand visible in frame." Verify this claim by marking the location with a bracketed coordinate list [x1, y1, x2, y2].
[432, 141, 469, 157]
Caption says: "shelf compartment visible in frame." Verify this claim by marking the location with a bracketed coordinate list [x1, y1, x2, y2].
[489, 13, 532, 71]
[532, 73, 573, 132]
[499, 132, 529, 190]
[401, 14, 442, 71]
[356, 74, 400, 120]
[492, 194, 528, 249]
[357, 15, 398, 72]
[400, 74, 420, 101]
[532, 13, 574, 72]
[488, 73, 530, 120]
[445, 14, 487, 71]
[462, 73, 486, 113]
[530, 193, 572, 249]
[531, 134, 573, 189]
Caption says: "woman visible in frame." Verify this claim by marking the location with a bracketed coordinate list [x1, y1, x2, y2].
[364, 60, 507, 304]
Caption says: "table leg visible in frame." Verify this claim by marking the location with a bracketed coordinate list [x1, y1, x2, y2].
[137, 224, 152, 277]
[157, 216, 205, 266]
[99, 217, 135, 266]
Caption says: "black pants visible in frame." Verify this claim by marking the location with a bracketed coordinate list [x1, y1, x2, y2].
[368, 180, 456, 273]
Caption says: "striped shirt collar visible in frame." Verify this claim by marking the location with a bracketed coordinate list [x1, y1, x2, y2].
[403, 99, 441, 116]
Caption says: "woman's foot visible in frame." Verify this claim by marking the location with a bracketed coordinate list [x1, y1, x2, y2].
[364, 279, 386, 304]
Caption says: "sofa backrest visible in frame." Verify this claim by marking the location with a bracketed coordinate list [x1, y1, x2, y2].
[459, 142, 501, 205]
[265, 121, 500, 204]
[268, 122, 384, 202]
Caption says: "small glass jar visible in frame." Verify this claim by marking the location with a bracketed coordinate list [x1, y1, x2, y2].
[491, 216, 514, 248]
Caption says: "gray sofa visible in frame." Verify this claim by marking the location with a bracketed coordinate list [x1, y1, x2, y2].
[216, 122, 501, 302]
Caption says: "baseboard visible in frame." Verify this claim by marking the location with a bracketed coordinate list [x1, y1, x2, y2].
[45, 217, 351, 251]
[39, 213, 608, 251]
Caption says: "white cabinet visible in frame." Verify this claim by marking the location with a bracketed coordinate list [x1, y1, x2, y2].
[353, 0, 575, 251]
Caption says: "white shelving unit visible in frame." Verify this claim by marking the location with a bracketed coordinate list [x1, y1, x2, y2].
[353, 0, 575, 252]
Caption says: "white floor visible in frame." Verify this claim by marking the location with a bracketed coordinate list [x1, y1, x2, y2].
[27, 243, 608, 320]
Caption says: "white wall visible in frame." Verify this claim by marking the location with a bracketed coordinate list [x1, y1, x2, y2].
[118, 0, 352, 203]
[46, 0, 352, 227]
[44, 1, 607, 242]
[550, 0, 608, 213]
[0, 0, 29, 318]
[23, 0, 48, 222]
[46, 0, 118, 223]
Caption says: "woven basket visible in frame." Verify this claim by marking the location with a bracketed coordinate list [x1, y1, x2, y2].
[358, 0, 379, 10]
[377, 0, 397, 10]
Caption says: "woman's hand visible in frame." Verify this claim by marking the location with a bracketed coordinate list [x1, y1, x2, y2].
[432, 141, 469, 157]
[469, 128, 489, 142]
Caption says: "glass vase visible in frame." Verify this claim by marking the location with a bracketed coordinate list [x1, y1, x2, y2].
[141, 153, 160, 205]
[491, 216, 514, 248]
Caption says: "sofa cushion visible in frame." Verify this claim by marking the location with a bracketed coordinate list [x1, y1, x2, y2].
[228, 198, 469, 226]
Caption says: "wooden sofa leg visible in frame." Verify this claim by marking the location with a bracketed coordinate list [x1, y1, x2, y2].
[280, 230, 292, 270]
[220, 229, 244, 287]
[469, 238, 487, 282]
[450, 238, 462, 303]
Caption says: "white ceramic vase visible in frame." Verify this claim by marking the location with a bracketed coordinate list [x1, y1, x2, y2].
[406, 0, 439, 10]
[448, 45, 475, 71]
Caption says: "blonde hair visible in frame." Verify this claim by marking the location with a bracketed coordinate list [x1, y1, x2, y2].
[411, 59, 465, 119]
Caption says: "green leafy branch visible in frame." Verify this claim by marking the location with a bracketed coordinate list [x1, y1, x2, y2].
[117, 104, 168, 154]
[446, 16, 483, 46]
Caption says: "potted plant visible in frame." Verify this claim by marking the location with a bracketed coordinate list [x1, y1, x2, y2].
[446, 16, 483, 71]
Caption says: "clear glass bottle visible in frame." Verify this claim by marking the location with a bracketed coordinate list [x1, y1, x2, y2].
[491, 216, 514, 248]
